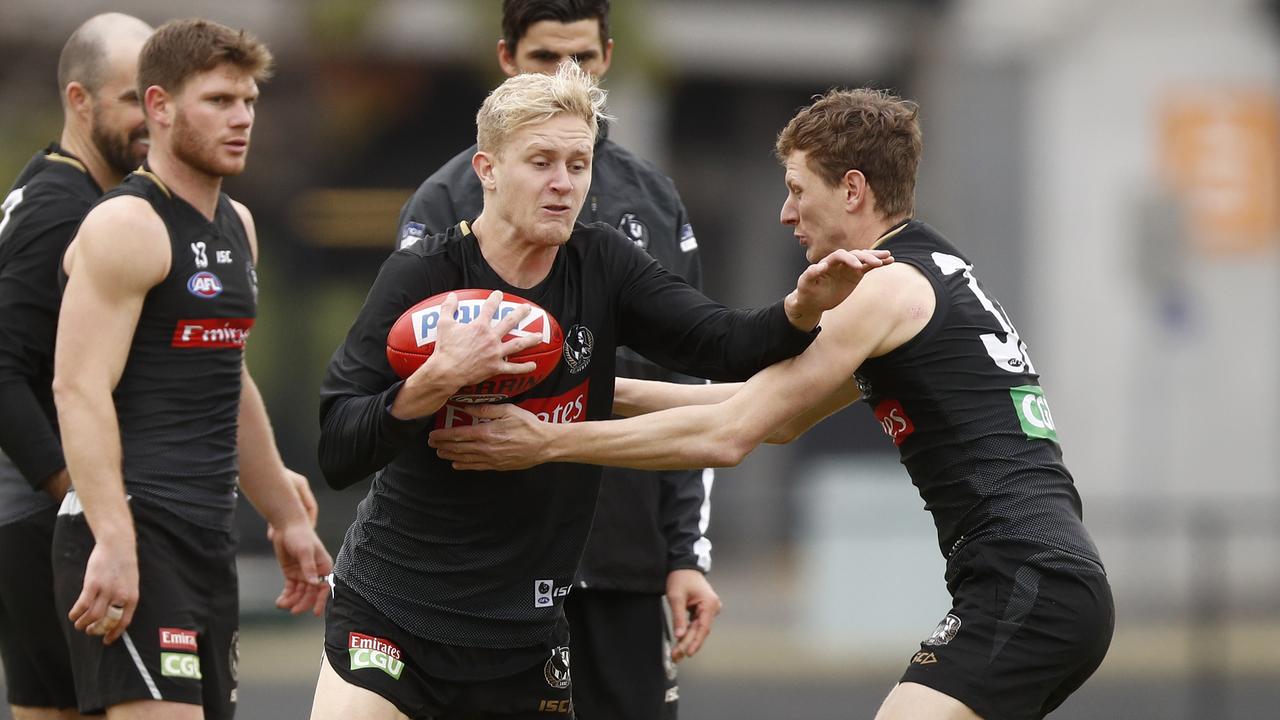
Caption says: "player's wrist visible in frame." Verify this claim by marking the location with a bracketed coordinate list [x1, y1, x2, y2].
[783, 290, 820, 331]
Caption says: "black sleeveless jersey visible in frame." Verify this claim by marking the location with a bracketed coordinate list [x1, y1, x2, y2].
[855, 221, 1100, 563]
[97, 170, 257, 531]
[320, 221, 815, 662]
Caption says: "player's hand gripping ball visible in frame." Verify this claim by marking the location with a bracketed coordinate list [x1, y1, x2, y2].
[386, 289, 563, 403]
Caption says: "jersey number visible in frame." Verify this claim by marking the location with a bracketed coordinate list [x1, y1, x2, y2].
[932, 252, 1035, 374]
[0, 187, 25, 239]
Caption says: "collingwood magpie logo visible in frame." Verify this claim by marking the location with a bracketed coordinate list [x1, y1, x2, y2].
[618, 213, 649, 251]
[563, 324, 594, 374]
[544, 646, 571, 689]
[923, 613, 961, 646]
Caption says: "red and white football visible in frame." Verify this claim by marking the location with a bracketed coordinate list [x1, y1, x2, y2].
[386, 288, 563, 403]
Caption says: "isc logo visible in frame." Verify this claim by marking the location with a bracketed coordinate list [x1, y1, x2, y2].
[411, 299, 550, 347]
[187, 271, 223, 298]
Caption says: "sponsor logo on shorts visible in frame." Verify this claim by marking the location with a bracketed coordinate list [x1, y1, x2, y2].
[873, 398, 915, 446]
[435, 382, 589, 430]
[923, 613, 962, 646]
[562, 324, 593, 374]
[543, 646, 571, 689]
[187, 271, 224, 298]
[533, 579, 572, 608]
[348, 632, 405, 680]
[161, 652, 203, 679]
[911, 651, 938, 665]
[216, 249, 233, 264]
[171, 318, 255, 349]
[665, 687, 680, 702]
[1011, 385, 1058, 442]
[159, 627, 198, 652]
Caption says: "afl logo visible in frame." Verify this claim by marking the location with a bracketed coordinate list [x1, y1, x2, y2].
[187, 271, 223, 298]
[563, 324, 594, 374]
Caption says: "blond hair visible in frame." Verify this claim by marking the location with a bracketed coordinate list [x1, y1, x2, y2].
[476, 61, 611, 154]
[776, 88, 922, 218]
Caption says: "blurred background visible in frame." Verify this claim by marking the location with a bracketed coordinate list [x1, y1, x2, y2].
[2, 0, 1278, 717]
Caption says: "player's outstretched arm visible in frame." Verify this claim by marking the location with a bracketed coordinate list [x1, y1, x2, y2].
[783, 248, 893, 330]
[612, 378, 740, 417]
[53, 196, 169, 644]
[431, 264, 930, 471]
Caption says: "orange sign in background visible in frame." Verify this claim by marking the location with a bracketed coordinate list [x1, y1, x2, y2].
[1161, 89, 1280, 255]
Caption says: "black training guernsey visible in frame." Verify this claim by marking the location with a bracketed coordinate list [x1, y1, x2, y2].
[855, 220, 1100, 564]
[0, 144, 102, 524]
[320, 221, 815, 676]
[95, 169, 257, 531]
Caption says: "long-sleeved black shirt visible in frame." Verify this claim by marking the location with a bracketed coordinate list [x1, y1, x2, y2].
[0, 144, 101, 524]
[319, 220, 814, 676]
[395, 128, 712, 592]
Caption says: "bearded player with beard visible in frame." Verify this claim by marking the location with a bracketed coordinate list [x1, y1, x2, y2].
[0, 13, 152, 720]
[49, 19, 331, 720]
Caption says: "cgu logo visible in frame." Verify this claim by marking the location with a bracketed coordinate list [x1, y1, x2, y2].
[187, 271, 223, 298]
[349, 648, 405, 680]
[412, 300, 550, 347]
[873, 399, 915, 446]
[160, 652, 202, 679]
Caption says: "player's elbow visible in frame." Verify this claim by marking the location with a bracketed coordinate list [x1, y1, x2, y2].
[701, 431, 754, 468]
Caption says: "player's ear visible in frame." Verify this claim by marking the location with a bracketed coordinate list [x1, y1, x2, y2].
[597, 38, 614, 78]
[144, 85, 173, 129]
[65, 81, 92, 120]
[842, 169, 868, 213]
[497, 39, 520, 78]
[472, 151, 498, 191]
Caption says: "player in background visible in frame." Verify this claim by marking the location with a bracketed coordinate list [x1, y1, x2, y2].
[395, 2, 718, 715]
[51, 18, 331, 719]
[0, 15, 152, 720]
[312, 62, 887, 719]
[431, 88, 1115, 720]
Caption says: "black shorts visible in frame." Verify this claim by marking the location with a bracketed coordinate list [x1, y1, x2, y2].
[0, 505, 78, 709]
[900, 539, 1114, 720]
[565, 589, 677, 720]
[324, 576, 574, 719]
[51, 494, 240, 717]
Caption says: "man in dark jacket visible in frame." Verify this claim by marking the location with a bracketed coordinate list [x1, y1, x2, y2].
[396, 2, 716, 718]
[0, 14, 151, 720]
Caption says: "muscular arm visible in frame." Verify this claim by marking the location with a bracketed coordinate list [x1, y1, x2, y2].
[432, 263, 934, 471]
[53, 196, 169, 640]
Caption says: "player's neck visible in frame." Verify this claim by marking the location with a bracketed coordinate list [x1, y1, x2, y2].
[59, 125, 126, 193]
[469, 214, 558, 289]
[144, 147, 224, 220]
[862, 213, 911, 250]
